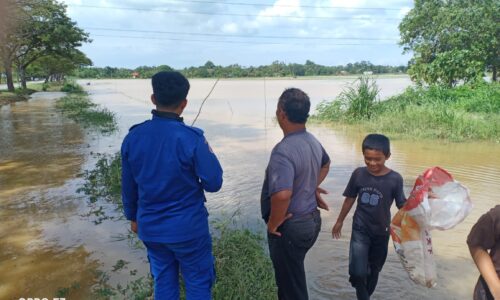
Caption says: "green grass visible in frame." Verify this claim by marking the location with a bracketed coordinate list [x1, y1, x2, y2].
[315, 82, 500, 142]
[56, 93, 117, 133]
[80, 153, 278, 299]
[211, 221, 277, 300]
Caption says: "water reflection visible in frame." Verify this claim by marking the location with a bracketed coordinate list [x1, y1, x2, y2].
[0, 93, 100, 298]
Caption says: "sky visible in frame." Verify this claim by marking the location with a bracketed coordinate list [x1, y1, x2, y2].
[61, 0, 414, 69]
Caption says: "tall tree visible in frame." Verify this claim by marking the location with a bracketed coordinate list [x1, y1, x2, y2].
[28, 49, 92, 82]
[1, 0, 90, 91]
[399, 0, 499, 86]
[0, 0, 26, 91]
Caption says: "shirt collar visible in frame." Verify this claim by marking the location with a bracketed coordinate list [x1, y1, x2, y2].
[284, 128, 306, 137]
[152, 109, 184, 122]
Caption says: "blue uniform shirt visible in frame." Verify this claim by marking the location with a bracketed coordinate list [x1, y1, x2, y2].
[121, 110, 223, 243]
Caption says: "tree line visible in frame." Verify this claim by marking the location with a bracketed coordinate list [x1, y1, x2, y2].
[73, 60, 407, 79]
[1, 0, 497, 90]
[0, 0, 91, 91]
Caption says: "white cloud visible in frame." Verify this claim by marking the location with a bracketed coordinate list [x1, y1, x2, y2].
[256, 0, 304, 25]
[222, 23, 239, 34]
[259, 0, 304, 17]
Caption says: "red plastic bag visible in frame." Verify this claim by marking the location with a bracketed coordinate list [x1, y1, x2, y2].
[390, 167, 472, 287]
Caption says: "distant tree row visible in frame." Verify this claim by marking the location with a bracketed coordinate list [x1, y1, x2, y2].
[73, 60, 407, 79]
[0, 0, 91, 91]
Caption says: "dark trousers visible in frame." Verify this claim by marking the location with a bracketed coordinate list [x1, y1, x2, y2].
[268, 210, 321, 300]
[348, 227, 389, 300]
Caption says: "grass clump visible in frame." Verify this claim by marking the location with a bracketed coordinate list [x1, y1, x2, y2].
[78, 153, 122, 224]
[316, 76, 379, 122]
[211, 220, 277, 300]
[61, 79, 85, 93]
[56, 94, 116, 133]
[316, 81, 500, 142]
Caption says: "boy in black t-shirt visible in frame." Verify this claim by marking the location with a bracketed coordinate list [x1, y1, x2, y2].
[332, 134, 406, 300]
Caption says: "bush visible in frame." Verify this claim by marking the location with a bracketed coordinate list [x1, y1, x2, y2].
[61, 80, 84, 93]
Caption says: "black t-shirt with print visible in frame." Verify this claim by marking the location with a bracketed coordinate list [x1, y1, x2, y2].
[344, 167, 406, 236]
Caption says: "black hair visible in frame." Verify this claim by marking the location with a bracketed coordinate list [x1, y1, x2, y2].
[278, 88, 310, 124]
[151, 71, 190, 108]
[362, 133, 391, 156]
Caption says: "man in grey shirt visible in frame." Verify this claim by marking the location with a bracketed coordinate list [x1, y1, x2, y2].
[261, 88, 330, 300]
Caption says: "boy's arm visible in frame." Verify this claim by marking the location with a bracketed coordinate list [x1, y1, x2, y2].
[194, 135, 223, 193]
[332, 197, 356, 239]
[469, 246, 500, 298]
[395, 174, 406, 209]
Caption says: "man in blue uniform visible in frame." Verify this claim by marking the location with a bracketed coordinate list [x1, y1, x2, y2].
[121, 71, 223, 299]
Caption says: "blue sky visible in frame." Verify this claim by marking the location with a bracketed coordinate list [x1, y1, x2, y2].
[62, 0, 414, 68]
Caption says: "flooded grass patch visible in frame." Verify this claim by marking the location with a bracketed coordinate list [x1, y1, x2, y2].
[0, 88, 34, 105]
[56, 93, 117, 133]
[315, 82, 500, 142]
[79, 153, 277, 299]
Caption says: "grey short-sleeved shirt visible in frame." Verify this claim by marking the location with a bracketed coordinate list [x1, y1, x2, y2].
[344, 167, 406, 236]
[260, 129, 330, 222]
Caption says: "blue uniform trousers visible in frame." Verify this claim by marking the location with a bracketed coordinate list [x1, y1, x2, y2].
[144, 233, 215, 300]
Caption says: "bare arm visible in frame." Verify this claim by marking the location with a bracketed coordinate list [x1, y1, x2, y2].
[469, 246, 500, 299]
[316, 161, 330, 210]
[318, 161, 330, 186]
[267, 190, 293, 236]
[332, 197, 356, 239]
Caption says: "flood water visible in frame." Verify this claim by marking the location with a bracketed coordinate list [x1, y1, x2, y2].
[1, 76, 499, 299]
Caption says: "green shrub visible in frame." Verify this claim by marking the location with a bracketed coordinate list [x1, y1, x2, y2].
[61, 80, 84, 93]
[316, 76, 379, 121]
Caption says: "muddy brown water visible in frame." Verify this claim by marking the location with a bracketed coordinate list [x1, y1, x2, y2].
[0, 77, 498, 299]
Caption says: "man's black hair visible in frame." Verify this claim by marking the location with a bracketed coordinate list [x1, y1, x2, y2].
[152, 71, 190, 108]
[278, 88, 310, 124]
[362, 133, 391, 156]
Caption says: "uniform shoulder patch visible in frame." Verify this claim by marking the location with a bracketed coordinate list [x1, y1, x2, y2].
[129, 120, 149, 132]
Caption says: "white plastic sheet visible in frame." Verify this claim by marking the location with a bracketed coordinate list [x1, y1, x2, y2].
[390, 167, 472, 287]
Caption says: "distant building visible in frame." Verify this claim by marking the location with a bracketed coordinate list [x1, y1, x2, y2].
[132, 72, 140, 79]
[363, 71, 373, 75]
